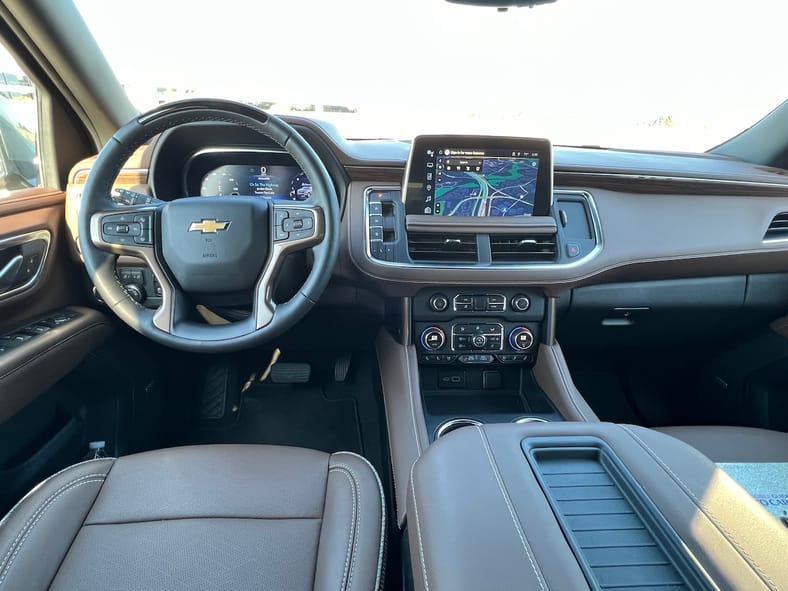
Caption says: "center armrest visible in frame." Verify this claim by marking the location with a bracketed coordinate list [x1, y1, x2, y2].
[407, 422, 787, 591]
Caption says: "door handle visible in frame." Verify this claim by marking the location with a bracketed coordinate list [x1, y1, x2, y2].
[0, 254, 23, 292]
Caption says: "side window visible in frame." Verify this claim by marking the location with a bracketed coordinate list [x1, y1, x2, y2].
[0, 44, 39, 192]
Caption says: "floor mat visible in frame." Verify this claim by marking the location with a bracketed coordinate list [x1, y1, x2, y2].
[186, 383, 362, 454]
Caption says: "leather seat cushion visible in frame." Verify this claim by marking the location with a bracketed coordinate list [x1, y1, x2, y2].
[655, 426, 788, 462]
[0, 445, 385, 591]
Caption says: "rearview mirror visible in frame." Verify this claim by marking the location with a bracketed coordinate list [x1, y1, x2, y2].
[446, 0, 556, 7]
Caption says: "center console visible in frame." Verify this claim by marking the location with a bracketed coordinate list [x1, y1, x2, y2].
[407, 422, 786, 591]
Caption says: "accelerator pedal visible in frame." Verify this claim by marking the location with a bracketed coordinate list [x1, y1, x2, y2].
[334, 354, 352, 382]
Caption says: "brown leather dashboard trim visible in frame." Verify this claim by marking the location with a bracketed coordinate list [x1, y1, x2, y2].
[0, 188, 65, 216]
[0, 306, 113, 423]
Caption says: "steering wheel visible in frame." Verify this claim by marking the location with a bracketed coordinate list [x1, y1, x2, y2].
[78, 99, 340, 353]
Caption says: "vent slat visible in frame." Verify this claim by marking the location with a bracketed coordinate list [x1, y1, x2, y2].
[407, 233, 477, 262]
[764, 212, 788, 240]
[491, 233, 557, 263]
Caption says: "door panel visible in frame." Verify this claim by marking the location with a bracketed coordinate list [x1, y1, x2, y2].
[0, 188, 112, 420]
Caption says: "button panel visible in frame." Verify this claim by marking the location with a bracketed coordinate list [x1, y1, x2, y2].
[273, 207, 316, 243]
[0, 310, 80, 356]
[100, 212, 154, 246]
[366, 189, 401, 262]
[452, 293, 507, 313]
[451, 323, 504, 351]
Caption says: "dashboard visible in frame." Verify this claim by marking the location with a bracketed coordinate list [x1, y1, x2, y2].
[67, 115, 788, 300]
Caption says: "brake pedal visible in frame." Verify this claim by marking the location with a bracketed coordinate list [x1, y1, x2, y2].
[270, 362, 311, 384]
[199, 359, 238, 420]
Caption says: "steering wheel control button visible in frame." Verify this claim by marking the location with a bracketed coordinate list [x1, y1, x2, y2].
[509, 327, 535, 352]
[420, 326, 446, 351]
[429, 293, 449, 312]
[512, 294, 531, 312]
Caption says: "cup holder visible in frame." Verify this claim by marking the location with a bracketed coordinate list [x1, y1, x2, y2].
[435, 418, 483, 439]
[513, 416, 550, 424]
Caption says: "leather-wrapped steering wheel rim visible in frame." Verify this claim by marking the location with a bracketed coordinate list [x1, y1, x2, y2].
[78, 99, 339, 353]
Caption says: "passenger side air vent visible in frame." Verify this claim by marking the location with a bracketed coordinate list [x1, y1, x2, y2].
[490, 234, 557, 263]
[764, 212, 788, 241]
[407, 233, 477, 262]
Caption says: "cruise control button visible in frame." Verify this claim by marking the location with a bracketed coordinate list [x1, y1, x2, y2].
[288, 228, 314, 241]
[274, 226, 289, 241]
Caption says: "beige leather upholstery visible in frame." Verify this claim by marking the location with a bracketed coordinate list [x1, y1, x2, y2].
[655, 426, 788, 462]
[0, 445, 385, 591]
[408, 422, 788, 591]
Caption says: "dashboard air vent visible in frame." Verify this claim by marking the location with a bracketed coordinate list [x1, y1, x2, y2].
[407, 233, 477, 262]
[764, 212, 788, 241]
[490, 234, 557, 263]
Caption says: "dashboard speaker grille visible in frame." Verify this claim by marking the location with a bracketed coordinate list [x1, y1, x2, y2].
[764, 212, 788, 241]
[407, 233, 477, 262]
[490, 234, 557, 263]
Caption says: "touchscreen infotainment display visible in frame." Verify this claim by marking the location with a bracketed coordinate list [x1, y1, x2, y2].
[404, 136, 552, 217]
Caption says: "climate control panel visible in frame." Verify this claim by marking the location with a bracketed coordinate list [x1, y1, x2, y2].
[413, 287, 544, 366]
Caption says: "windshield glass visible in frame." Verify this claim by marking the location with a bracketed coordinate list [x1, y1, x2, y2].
[75, 0, 786, 152]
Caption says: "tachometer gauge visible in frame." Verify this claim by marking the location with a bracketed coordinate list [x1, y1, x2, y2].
[200, 170, 240, 196]
[288, 172, 312, 201]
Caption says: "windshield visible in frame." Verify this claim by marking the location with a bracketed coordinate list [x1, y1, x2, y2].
[75, 0, 786, 152]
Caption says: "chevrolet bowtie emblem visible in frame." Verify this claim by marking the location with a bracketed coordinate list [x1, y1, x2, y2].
[188, 219, 231, 234]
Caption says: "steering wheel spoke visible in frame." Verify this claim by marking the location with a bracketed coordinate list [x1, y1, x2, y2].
[89, 205, 160, 257]
[254, 203, 325, 328]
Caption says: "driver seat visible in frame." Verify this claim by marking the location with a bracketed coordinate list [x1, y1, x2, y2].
[0, 445, 385, 591]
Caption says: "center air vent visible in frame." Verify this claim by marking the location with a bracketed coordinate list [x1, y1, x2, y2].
[490, 234, 557, 263]
[764, 212, 788, 241]
[407, 233, 477, 262]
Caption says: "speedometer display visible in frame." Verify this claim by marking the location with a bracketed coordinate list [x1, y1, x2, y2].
[200, 164, 311, 200]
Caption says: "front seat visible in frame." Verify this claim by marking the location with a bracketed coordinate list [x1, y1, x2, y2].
[0, 445, 385, 591]
[655, 426, 788, 462]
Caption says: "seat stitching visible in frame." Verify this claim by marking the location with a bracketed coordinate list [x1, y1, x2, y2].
[0, 473, 108, 572]
[0, 459, 114, 531]
[620, 425, 778, 591]
[329, 466, 358, 591]
[409, 461, 429, 591]
[331, 463, 362, 591]
[0, 478, 105, 586]
[334, 452, 386, 591]
[476, 427, 547, 591]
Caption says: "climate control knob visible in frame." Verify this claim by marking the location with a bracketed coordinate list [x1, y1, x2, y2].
[509, 327, 534, 352]
[429, 293, 449, 312]
[420, 326, 446, 351]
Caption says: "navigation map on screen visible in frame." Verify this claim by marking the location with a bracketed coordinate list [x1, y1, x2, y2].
[427, 148, 539, 217]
